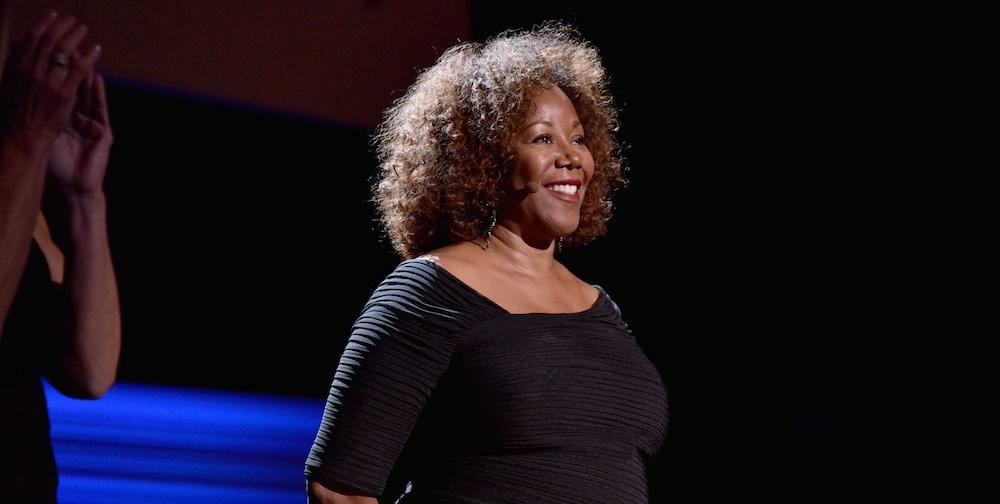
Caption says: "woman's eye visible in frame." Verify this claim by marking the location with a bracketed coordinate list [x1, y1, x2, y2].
[573, 136, 587, 145]
[533, 135, 552, 144]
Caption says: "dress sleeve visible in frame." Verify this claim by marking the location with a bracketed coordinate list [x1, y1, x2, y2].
[304, 261, 468, 496]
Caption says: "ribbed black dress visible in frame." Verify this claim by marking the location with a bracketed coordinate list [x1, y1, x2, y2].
[305, 259, 668, 503]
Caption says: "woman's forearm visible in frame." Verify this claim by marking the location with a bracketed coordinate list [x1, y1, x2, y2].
[48, 192, 121, 398]
[0, 132, 51, 338]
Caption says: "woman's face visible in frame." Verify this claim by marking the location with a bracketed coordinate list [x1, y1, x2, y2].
[500, 86, 595, 245]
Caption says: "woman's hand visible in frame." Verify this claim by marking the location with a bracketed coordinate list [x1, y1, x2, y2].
[0, 11, 102, 338]
[308, 481, 379, 504]
[1, 11, 101, 150]
[47, 72, 112, 198]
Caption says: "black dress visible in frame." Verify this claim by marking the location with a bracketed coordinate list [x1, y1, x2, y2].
[0, 242, 59, 504]
[306, 259, 668, 503]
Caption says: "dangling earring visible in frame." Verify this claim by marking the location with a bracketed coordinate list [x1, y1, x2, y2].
[557, 236, 564, 253]
[483, 208, 497, 248]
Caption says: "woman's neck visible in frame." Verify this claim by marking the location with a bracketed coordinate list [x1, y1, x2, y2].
[479, 223, 558, 278]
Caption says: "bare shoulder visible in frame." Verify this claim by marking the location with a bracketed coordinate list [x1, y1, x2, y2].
[556, 261, 601, 301]
[417, 243, 599, 313]
[416, 242, 482, 278]
[416, 242, 510, 306]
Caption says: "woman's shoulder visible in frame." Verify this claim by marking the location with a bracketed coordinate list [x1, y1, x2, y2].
[552, 262, 628, 321]
[390, 243, 475, 288]
[407, 243, 489, 290]
[376, 256, 452, 298]
[413, 242, 476, 269]
[367, 248, 505, 322]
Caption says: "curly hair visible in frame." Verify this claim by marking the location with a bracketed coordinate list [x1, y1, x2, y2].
[372, 22, 626, 259]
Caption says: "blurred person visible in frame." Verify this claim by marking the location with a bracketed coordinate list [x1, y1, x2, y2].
[0, 7, 120, 503]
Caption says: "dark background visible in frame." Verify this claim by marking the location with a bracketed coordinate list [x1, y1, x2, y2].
[55, 3, 842, 501]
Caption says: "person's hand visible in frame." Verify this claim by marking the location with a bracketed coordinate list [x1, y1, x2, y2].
[47, 72, 112, 197]
[0, 11, 101, 149]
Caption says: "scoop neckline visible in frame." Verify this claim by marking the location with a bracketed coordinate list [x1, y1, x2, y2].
[414, 258, 606, 317]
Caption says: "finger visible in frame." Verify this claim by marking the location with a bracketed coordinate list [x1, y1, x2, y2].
[93, 73, 110, 126]
[72, 111, 102, 137]
[20, 10, 59, 62]
[62, 44, 100, 94]
[33, 16, 77, 75]
[56, 23, 89, 61]
[45, 24, 88, 86]
[77, 69, 94, 115]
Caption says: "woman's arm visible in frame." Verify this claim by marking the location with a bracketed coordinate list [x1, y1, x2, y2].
[40, 71, 119, 399]
[307, 480, 378, 504]
[1, 12, 96, 337]
[303, 262, 469, 502]
[40, 191, 119, 398]
[0, 129, 49, 337]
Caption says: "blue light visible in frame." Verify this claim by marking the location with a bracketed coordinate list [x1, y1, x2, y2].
[45, 381, 325, 504]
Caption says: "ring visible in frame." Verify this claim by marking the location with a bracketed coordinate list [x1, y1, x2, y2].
[49, 52, 70, 67]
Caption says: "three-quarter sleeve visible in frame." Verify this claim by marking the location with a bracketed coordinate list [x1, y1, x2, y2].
[304, 261, 470, 496]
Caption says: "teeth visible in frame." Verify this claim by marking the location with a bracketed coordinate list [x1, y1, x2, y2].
[546, 184, 578, 195]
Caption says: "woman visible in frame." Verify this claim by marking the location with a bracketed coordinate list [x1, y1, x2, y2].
[306, 24, 667, 504]
[1, 9, 120, 503]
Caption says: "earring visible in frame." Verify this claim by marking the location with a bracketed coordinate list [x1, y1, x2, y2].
[557, 236, 564, 253]
[484, 208, 497, 248]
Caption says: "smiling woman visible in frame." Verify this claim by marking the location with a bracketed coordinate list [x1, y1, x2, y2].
[305, 23, 667, 504]
[370, 23, 625, 260]
[504, 86, 595, 245]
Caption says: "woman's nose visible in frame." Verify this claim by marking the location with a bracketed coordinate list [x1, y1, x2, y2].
[556, 145, 581, 168]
